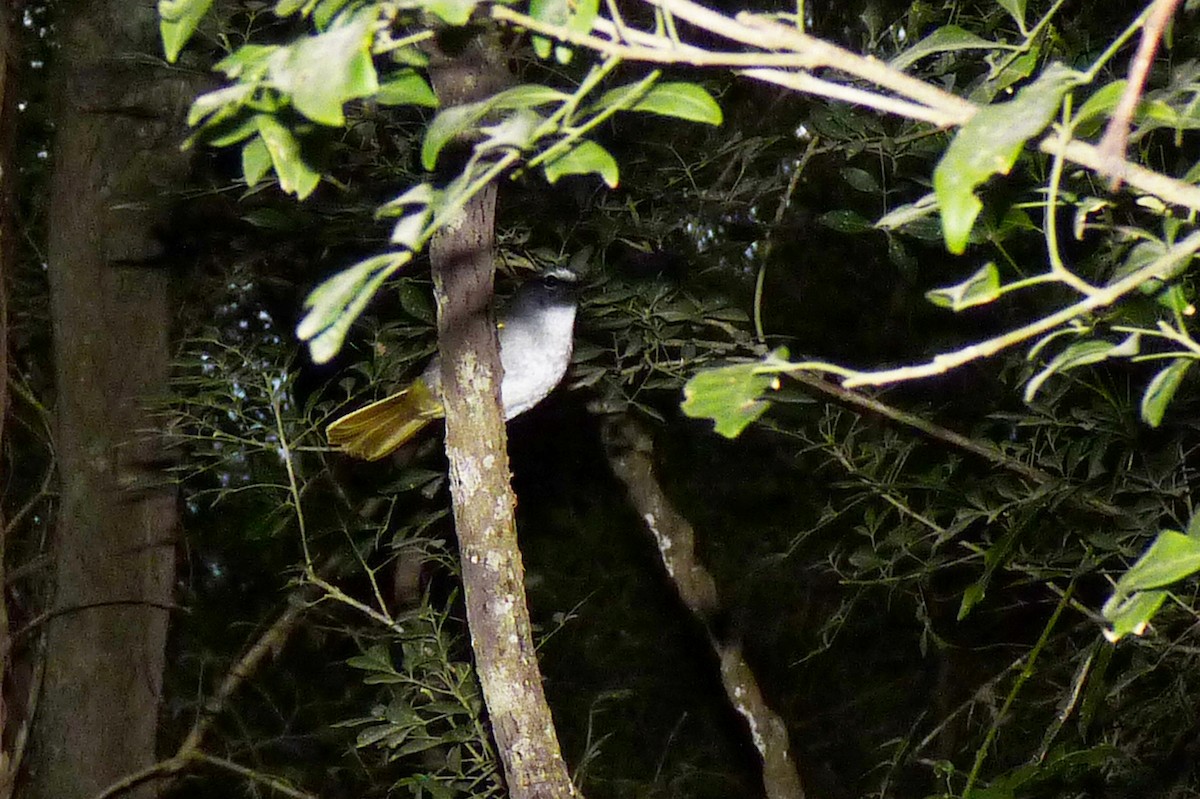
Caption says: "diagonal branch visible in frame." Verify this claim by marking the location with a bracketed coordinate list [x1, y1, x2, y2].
[603, 415, 805, 799]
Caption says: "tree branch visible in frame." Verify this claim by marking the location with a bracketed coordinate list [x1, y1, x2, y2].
[428, 31, 580, 799]
[602, 415, 805, 799]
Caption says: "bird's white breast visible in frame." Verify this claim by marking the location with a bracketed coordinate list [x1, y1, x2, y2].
[497, 302, 577, 418]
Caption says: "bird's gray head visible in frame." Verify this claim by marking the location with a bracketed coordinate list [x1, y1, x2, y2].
[515, 266, 579, 311]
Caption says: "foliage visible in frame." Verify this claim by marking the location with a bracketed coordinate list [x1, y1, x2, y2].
[125, 0, 1200, 798]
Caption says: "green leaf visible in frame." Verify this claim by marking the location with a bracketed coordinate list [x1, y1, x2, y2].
[397, 283, 436, 324]
[972, 46, 1040, 103]
[934, 63, 1079, 254]
[627, 82, 722, 126]
[543, 140, 619, 188]
[420, 85, 566, 168]
[1102, 589, 1167, 643]
[297, 252, 413, 363]
[376, 69, 439, 107]
[214, 43, 278, 79]
[268, 14, 379, 126]
[1024, 334, 1140, 402]
[528, 0, 569, 59]
[681, 348, 788, 438]
[347, 644, 395, 672]
[241, 136, 272, 187]
[379, 182, 437, 216]
[206, 113, 264, 147]
[159, 0, 214, 63]
[274, 0, 312, 15]
[421, 101, 490, 170]
[1074, 80, 1127, 129]
[1115, 529, 1200, 595]
[255, 115, 321, 198]
[994, 0, 1027, 30]
[479, 109, 544, 151]
[840, 166, 880, 194]
[890, 25, 999, 72]
[390, 209, 431, 248]
[490, 83, 571, 109]
[875, 192, 938, 231]
[817, 209, 873, 234]
[1141, 358, 1192, 428]
[187, 84, 255, 127]
[424, 0, 477, 25]
[314, 0, 353, 29]
[926, 263, 1001, 310]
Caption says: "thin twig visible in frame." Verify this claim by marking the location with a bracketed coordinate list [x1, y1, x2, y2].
[785, 230, 1200, 388]
[785, 371, 1128, 519]
[1096, 0, 1182, 186]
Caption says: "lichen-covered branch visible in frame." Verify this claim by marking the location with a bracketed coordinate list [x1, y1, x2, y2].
[428, 33, 580, 799]
[602, 415, 804, 799]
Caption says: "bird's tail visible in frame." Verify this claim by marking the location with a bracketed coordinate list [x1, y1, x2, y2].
[327, 379, 444, 461]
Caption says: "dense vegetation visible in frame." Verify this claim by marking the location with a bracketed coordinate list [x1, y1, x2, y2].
[8, 0, 1200, 797]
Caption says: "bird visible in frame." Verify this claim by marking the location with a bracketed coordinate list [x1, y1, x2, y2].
[326, 268, 579, 460]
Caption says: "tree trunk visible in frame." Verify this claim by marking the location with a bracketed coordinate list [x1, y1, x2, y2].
[30, 2, 193, 796]
[0, 5, 18, 792]
[428, 34, 581, 799]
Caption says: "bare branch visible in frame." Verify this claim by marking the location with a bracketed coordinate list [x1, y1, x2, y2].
[603, 415, 805, 799]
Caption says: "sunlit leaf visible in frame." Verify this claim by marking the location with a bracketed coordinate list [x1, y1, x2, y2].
[297, 252, 412, 362]
[934, 63, 1079, 254]
[1023, 334, 1139, 402]
[274, 0, 312, 15]
[1141, 358, 1192, 428]
[890, 25, 999, 72]
[255, 115, 321, 198]
[390, 209, 430, 248]
[628, 82, 722, 125]
[529, 0, 568, 59]
[491, 84, 571, 109]
[926, 263, 1001, 310]
[241, 136, 272, 187]
[424, 0, 477, 25]
[1102, 589, 1166, 643]
[214, 43, 278, 79]
[314, 0, 353, 29]
[379, 182, 437, 216]
[159, 0, 214, 62]
[1074, 80, 1127, 128]
[421, 101, 491, 170]
[1119, 529, 1200, 594]
[421, 84, 567, 168]
[543, 140, 619, 187]
[875, 192, 938, 231]
[188, 84, 254, 127]
[268, 14, 379, 126]
[681, 348, 788, 438]
[376, 69, 439, 107]
[480, 109, 544, 151]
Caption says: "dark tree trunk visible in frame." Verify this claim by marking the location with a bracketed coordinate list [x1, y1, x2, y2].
[0, 5, 18, 793]
[29, 2, 193, 797]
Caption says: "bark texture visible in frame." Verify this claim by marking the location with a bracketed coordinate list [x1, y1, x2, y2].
[603, 415, 805, 799]
[428, 34, 580, 799]
[30, 2, 193, 796]
[0, 6, 17, 792]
